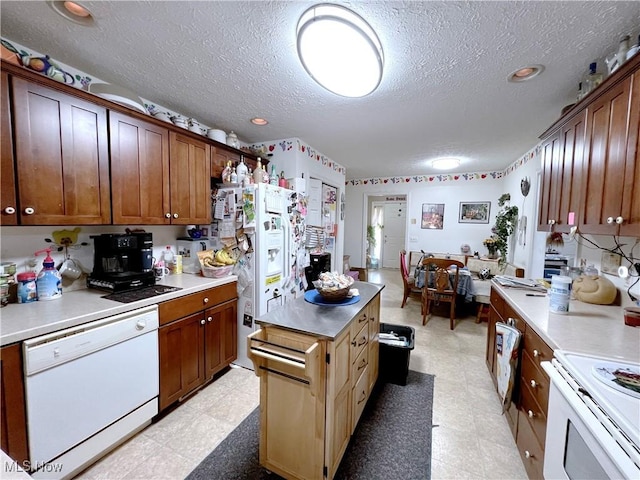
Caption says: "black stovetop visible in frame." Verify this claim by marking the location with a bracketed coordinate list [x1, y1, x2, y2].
[102, 285, 182, 303]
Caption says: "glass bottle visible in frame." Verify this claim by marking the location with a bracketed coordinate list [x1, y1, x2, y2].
[230, 167, 238, 184]
[279, 170, 287, 187]
[616, 35, 630, 67]
[236, 155, 248, 185]
[584, 62, 603, 95]
[221, 160, 232, 183]
[262, 164, 269, 184]
[269, 165, 278, 185]
[577, 82, 584, 102]
[253, 157, 263, 184]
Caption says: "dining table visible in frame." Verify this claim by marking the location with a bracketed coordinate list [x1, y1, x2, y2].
[416, 267, 477, 303]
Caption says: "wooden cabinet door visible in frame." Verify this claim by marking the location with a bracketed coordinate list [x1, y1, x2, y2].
[1, 72, 17, 225]
[169, 132, 211, 225]
[619, 71, 640, 237]
[580, 76, 633, 234]
[110, 111, 170, 225]
[555, 111, 586, 232]
[12, 77, 110, 225]
[158, 312, 205, 411]
[204, 299, 237, 379]
[486, 305, 500, 385]
[537, 130, 561, 231]
[0, 344, 28, 465]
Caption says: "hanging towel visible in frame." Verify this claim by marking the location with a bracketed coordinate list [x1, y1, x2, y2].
[495, 321, 522, 413]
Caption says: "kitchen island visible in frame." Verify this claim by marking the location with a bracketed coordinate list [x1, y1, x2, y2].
[248, 281, 384, 480]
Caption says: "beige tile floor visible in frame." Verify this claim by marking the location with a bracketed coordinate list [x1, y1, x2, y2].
[76, 268, 527, 480]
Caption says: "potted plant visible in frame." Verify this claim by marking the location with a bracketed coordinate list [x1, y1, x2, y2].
[491, 194, 519, 264]
[366, 225, 377, 267]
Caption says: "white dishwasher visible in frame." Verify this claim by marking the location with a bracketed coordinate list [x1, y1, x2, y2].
[23, 305, 159, 479]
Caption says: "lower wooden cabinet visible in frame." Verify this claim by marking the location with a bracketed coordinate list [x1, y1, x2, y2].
[248, 292, 381, 480]
[158, 283, 237, 411]
[486, 286, 553, 479]
[0, 343, 29, 464]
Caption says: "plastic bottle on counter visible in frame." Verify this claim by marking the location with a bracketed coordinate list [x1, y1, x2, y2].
[17, 271, 37, 303]
[34, 248, 62, 301]
[162, 246, 175, 273]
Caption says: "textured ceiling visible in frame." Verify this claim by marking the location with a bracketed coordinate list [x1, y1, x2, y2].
[2, 1, 639, 180]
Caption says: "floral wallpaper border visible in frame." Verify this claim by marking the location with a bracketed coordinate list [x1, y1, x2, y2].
[347, 144, 541, 186]
[248, 139, 347, 176]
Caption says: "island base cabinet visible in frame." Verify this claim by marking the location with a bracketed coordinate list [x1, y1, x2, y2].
[248, 327, 326, 480]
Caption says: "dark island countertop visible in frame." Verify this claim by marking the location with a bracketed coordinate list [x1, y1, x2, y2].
[255, 281, 385, 340]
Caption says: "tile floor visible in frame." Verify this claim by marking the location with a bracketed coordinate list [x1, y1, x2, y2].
[76, 268, 527, 480]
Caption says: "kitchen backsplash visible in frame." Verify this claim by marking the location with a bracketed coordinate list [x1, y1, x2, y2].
[1, 225, 188, 292]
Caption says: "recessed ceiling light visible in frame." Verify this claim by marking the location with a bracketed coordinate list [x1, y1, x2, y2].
[431, 158, 461, 170]
[251, 117, 268, 126]
[48, 1, 95, 26]
[296, 4, 384, 97]
[507, 64, 545, 83]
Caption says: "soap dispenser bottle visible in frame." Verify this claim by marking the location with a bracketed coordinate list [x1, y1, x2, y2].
[35, 248, 62, 301]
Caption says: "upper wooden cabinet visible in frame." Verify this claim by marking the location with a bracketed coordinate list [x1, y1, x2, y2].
[538, 54, 639, 236]
[11, 77, 111, 225]
[538, 112, 586, 232]
[580, 72, 640, 236]
[169, 131, 211, 225]
[1, 72, 17, 226]
[110, 115, 211, 225]
[109, 111, 170, 224]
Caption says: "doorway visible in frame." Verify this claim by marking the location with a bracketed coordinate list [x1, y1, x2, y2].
[369, 200, 406, 269]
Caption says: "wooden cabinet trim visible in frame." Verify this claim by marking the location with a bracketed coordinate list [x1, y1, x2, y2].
[0, 343, 29, 464]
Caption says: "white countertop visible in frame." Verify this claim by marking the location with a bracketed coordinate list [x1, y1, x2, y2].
[494, 282, 640, 363]
[0, 274, 237, 346]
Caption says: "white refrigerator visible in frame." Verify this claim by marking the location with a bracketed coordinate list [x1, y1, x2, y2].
[212, 183, 307, 369]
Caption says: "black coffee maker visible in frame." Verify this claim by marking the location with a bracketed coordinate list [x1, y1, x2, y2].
[305, 252, 331, 291]
[88, 232, 156, 291]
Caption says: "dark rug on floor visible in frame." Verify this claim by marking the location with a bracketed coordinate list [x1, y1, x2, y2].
[186, 370, 435, 480]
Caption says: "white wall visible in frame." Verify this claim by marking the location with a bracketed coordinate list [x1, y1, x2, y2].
[345, 173, 506, 268]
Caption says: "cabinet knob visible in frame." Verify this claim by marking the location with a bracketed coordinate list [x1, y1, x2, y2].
[207, 316, 212, 322]
[616, 216, 624, 224]
[173, 213, 179, 219]
[24, 207, 35, 215]
[530, 379, 537, 388]
[203, 297, 209, 304]
[607, 216, 614, 224]
[524, 450, 533, 459]
[548, 219, 555, 225]
[200, 319, 206, 325]
[165, 213, 171, 218]
[351, 339, 357, 347]
[3, 206, 15, 215]
[533, 349, 540, 358]
[528, 410, 535, 418]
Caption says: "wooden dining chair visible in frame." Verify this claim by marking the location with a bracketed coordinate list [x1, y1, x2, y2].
[400, 249, 422, 308]
[421, 258, 465, 329]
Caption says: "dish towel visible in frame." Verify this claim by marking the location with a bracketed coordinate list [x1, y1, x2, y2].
[495, 322, 522, 413]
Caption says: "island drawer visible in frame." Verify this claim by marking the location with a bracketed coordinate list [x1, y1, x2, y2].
[350, 319, 369, 360]
[352, 364, 369, 429]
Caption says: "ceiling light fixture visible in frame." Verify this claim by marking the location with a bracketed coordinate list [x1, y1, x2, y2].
[507, 64, 545, 83]
[251, 117, 268, 126]
[48, 1, 95, 26]
[296, 4, 384, 97]
[431, 158, 461, 170]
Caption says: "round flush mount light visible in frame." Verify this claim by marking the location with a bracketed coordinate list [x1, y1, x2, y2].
[507, 64, 545, 83]
[431, 157, 461, 170]
[48, 1, 95, 26]
[250, 117, 269, 126]
[296, 3, 384, 97]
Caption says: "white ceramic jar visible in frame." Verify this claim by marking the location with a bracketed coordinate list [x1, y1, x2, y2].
[226, 131, 239, 148]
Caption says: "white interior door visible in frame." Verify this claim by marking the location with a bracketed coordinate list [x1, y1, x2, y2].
[382, 202, 406, 268]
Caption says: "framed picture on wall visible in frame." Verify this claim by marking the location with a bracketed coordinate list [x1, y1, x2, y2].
[459, 202, 490, 223]
[421, 203, 445, 229]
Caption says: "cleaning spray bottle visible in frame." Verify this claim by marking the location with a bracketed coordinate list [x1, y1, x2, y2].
[35, 248, 62, 301]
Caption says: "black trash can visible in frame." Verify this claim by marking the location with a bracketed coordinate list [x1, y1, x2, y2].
[379, 323, 415, 386]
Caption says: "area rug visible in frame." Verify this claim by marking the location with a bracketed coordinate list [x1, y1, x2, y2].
[186, 370, 435, 480]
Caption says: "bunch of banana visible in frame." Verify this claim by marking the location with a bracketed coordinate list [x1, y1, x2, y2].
[214, 248, 236, 265]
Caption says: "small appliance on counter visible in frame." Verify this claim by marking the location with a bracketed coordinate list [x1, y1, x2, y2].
[304, 252, 331, 291]
[87, 232, 156, 292]
[177, 237, 211, 274]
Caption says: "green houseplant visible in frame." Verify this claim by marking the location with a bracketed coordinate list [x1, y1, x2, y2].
[490, 194, 519, 265]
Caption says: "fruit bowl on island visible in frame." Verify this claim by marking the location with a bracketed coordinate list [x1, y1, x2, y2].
[313, 272, 355, 302]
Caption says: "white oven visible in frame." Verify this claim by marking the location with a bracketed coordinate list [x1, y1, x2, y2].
[542, 351, 640, 480]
